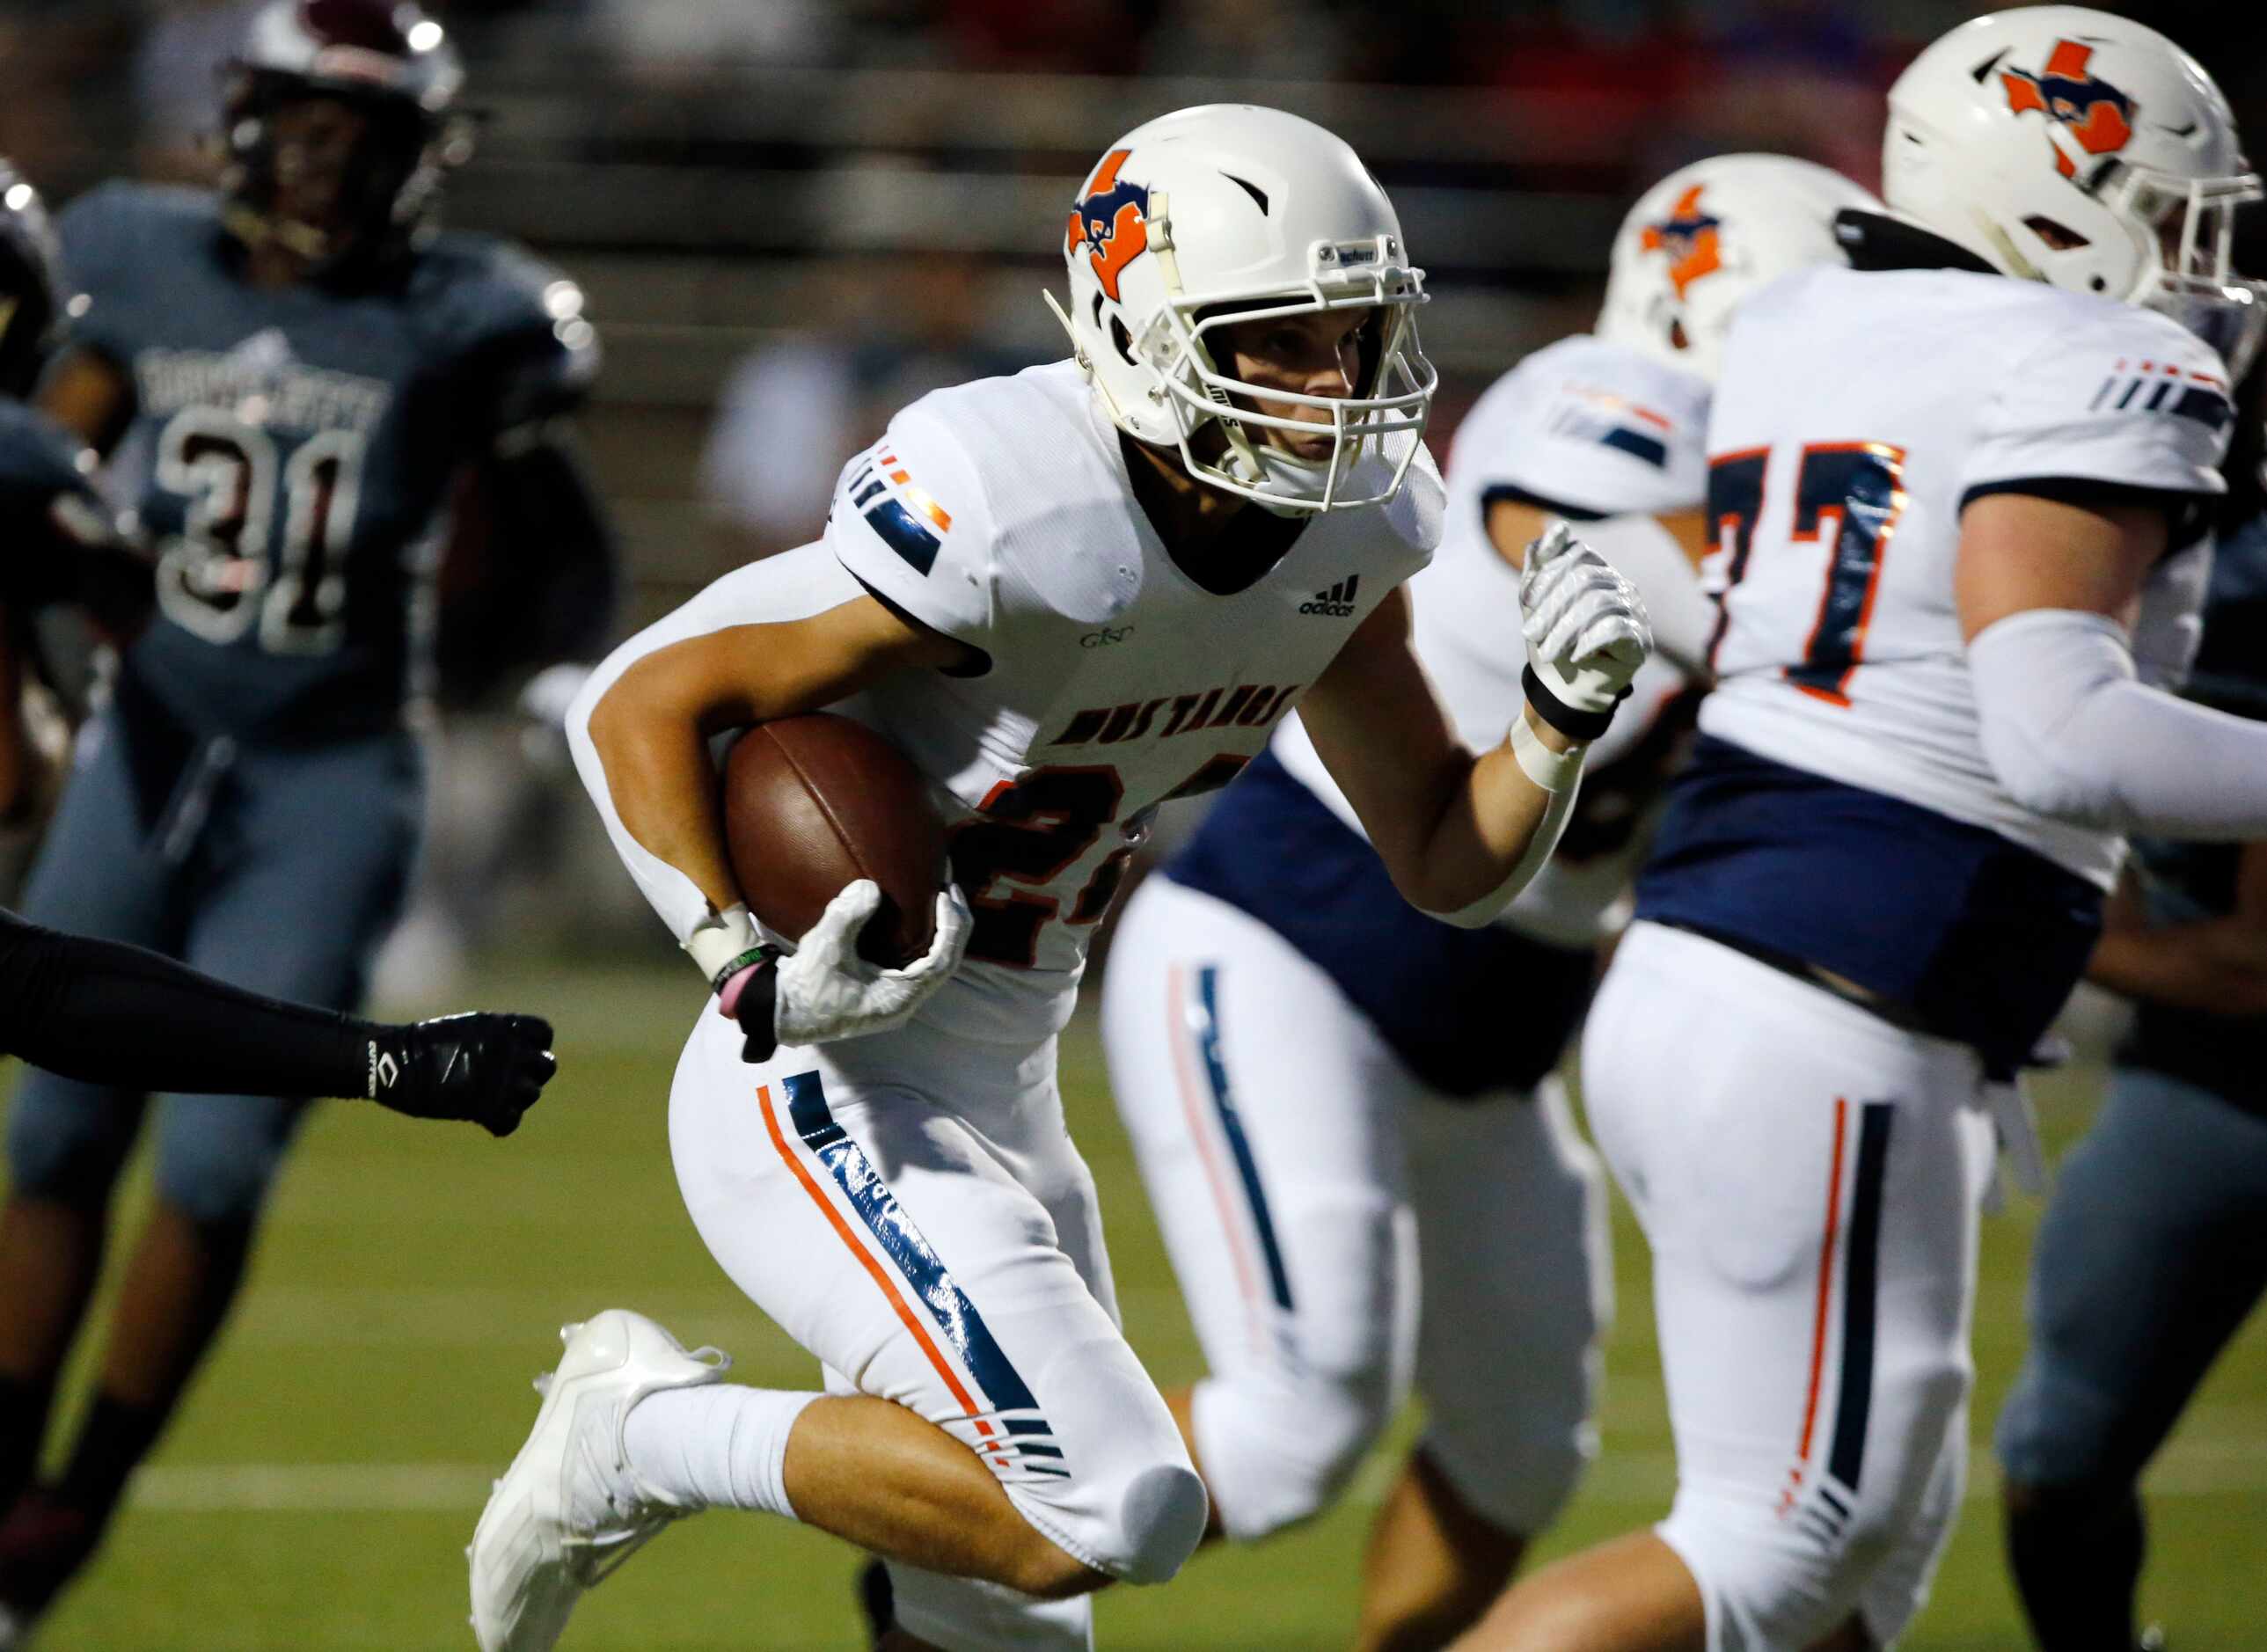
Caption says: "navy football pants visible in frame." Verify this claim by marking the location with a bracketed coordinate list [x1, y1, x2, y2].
[4, 712, 420, 1224]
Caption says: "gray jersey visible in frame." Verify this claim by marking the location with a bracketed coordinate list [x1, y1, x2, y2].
[60, 182, 596, 740]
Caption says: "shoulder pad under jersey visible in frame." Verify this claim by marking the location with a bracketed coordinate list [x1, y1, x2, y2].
[55, 183, 223, 368]
[1452, 334, 1711, 523]
[1960, 290, 2234, 506]
[825, 391, 998, 654]
[412, 231, 600, 434]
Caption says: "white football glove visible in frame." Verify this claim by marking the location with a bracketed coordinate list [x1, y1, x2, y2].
[720, 879, 972, 1061]
[1518, 520, 1654, 730]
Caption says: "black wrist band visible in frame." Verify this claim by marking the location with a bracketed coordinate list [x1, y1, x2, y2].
[739, 965, 780, 1064]
[1521, 664, 1622, 742]
[709, 945, 783, 997]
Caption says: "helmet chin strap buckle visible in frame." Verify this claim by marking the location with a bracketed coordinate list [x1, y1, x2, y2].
[1973, 210, 2046, 283]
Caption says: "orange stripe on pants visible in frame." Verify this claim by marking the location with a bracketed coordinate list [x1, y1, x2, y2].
[1785, 1095, 1850, 1510]
[1163, 962, 1269, 1349]
[756, 1082, 1007, 1461]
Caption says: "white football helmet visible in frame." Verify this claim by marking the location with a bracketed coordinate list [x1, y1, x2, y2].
[1597, 153, 1881, 384]
[1047, 105, 1435, 515]
[1884, 5, 2265, 375]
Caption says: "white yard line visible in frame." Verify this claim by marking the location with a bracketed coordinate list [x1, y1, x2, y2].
[131, 1436, 2267, 1515]
[131, 1465, 496, 1513]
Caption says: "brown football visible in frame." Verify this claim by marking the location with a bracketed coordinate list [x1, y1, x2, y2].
[723, 713, 947, 968]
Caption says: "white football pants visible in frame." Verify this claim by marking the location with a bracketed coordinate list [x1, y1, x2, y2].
[1583, 922, 1997, 1650]
[1100, 875, 1611, 1542]
[669, 1006, 1206, 1652]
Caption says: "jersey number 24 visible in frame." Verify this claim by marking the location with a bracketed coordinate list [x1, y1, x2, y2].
[951, 756, 1248, 967]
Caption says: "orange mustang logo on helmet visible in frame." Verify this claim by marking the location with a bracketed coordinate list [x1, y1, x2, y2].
[1067, 149, 1150, 303]
[1640, 186, 1723, 300]
[2002, 39, 2135, 179]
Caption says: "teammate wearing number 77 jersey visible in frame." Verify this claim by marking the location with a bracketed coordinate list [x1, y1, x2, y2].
[1459, 8, 2267, 1652]
[1094, 150, 1874, 1652]
[0, 1, 614, 1614]
[469, 105, 1650, 1652]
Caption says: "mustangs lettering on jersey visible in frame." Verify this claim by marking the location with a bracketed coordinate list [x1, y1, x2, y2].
[823, 360, 1437, 1034]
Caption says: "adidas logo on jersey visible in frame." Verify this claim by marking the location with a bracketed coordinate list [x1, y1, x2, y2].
[1299, 574, 1359, 617]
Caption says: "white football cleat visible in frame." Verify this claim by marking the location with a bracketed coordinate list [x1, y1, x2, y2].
[468, 1309, 730, 1651]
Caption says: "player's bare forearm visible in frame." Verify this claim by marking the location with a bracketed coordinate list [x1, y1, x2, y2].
[2088, 920, 2267, 1017]
[35, 347, 135, 457]
[585, 596, 964, 916]
[1301, 588, 1570, 915]
[2088, 841, 2267, 1016]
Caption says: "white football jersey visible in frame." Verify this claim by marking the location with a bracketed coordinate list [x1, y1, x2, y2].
[1700, 266, 2233, 888]
[581, 359, 1441, 1046]
[1276, 333, 1710, 947]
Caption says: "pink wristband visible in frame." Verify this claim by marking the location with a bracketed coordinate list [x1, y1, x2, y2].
[715, 962, 764, 1019]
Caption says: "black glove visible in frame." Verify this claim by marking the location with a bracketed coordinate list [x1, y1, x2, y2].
[368, 1012, 557, 1137]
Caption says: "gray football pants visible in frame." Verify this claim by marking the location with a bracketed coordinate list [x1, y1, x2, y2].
[4, 711, 420, 1224]
[1996, 1065, 2267, 1494]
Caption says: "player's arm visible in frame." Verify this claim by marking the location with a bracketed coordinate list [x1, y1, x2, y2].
[0, 910, 552, 1134]
[441, 293, 621, 700]
[1957, 493, 2267, 837]
[33, 347, 135, 457]
[578, 589, 964, 926]
[2085, 846, 2267, 1016]
[1301, 524, 1651, 926]
[1488, 497, 1716, 674]
[483, 434, 618, 662]
[568, 547, 976, 1059]
[1954, 311, 2267, 837]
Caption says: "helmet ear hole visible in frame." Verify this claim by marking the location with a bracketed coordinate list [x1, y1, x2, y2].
[2024, 215, 2090, 251]
[1668, 318, 1691, 352]
[1109, 315, 1137, 368]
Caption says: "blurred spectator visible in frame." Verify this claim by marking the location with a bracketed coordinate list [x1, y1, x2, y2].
[935, 0, 1159, 75]
[1676, 0, 1885, 188]
[0, 4, 135, 193]
[698, 252, 1030, 557]
[584, 0, 841, 76]
[1143, 0, 1347, 81]
[132, 0, 260, 179]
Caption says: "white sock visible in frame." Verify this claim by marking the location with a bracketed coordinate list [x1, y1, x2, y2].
[620, 1384, 820, 1518]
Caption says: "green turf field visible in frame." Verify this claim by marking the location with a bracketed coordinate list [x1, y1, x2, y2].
[15, 960, 2266, 1649]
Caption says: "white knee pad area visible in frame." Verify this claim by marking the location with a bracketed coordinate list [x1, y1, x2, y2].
[1421, 1404, 1595, 1540]
[1660, 1459, 1962, 1652]
[1190, 1358, 1400, 1541]
[888, 1563, 1097, 1652]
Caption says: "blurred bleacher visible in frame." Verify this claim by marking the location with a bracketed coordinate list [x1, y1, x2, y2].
[4, 0, 2262, 971]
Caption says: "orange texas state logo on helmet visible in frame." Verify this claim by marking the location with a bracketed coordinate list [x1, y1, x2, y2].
[2000, 39, 2135, 179]
[1640, 185, 1723, 300]
[1067, 149, 1150, 303]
